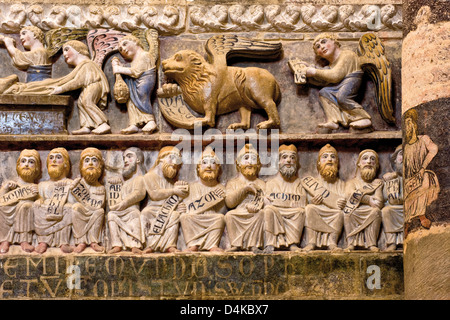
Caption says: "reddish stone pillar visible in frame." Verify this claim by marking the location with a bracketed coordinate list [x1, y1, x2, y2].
[402, 1, 450, 299]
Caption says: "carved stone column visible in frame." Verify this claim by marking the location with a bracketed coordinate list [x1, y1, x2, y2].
[402, 0, 450, 299]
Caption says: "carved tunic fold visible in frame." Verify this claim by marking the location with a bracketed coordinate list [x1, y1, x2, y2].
[180, 182, 226, 250]
[224, 176, 266, 250]
[263, 175, 306, 248]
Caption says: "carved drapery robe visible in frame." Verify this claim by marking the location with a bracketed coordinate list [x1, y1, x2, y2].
[180, 182, 226, 250]
[12, 47, 52, 82]
[5, 59, 109, 129]
[382, 174, 404, 245]
[107, 176, 145, 249]
[71, 178, 106, 245]
[141, 169, 181, 252]
[343, 177, 383, 248]
[0, 181, 38, 244]
[312, 50, 371, 126]
[224, 176, 266, 250]
[33, 179, 74, 247]
[303, 176, 346, 248]
[263, 175, 306, 248]
[123, 51, 156, 126]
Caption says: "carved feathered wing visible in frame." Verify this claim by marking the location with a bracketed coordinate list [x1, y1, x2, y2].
[132, 28, 159, 63]
[205, 34, 282, 65]
[357, 33, 395, 124]
[45, 27, 90, 58]
[86, 29, 129, 67]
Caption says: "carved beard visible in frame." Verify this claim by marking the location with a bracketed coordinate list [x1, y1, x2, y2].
[279, 164, 297, 180]
[162, 162, 179, 180]
[361, 166, 377, 183]
[48, 164, 66, 181]
[199, 168, 218, 182]
[18, 166, 39, 183]
[123, 162, 137, 179]
[319, 162, 338, 183]
[81, 165, 102, 185]
[238, 164, 259, 179]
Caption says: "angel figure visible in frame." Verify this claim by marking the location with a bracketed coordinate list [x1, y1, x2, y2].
[0, 26, 52, 83]
[289, 33, 394, 132]
[112, 34, 158, 134]
[3, 40, 111, 135]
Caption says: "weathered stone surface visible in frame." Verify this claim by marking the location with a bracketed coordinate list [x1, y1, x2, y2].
[0, 95, 72, 135]
[0, 249, 403, 300]
[404, 225, 450, 299]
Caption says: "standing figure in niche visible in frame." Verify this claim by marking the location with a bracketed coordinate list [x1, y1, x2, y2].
[225, 144, 267, 253]
[107, 147, 146, 254]
[343, 149, 383, 252]
[112, 35, 158, 134]
[71, 148, 106, 253]
[141, 146, 188, 253]
[305, 33, 372, 131]
[382, 145, 404, 251]
[302, 144, 346, 252]
[403, 108, 439, 230]
[263, 144, 306, 253]
[0, 26, 52, 84]
[33, 147, 74, 254]
[180, 146, 226, 252]
[3, 40, 111, 135]
[0, 149, 41, 253]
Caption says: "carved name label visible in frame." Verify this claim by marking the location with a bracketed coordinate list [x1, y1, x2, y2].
[187, 189, 224, 215]
[301, 176, 342, 209]
[149, 194, 181, 235]
[46, 185, 70, 219]
[268, 192, 303, 208]
[385, 177, 401, 202]
[71, 181, 104, 209]
[106, 182, 122, 207]
[0, 185, 37, 206]
[343, 180, 382, 215]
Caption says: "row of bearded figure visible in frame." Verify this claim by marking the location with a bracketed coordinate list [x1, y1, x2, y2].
[0, 143, 404, 255]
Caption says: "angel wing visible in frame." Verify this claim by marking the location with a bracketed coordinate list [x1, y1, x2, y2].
[205, 34, 282, 65]
[131, 28, 159, 63]
[44, 27, 90, 58]
[86, 28, 159, 67]
[357, 33, 395, 124]
[86, 29, 128, 67]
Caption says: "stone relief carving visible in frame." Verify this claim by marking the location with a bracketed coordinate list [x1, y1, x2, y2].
[262, 145, 307, 253]
[343, 149, 383, 252]
[107, 147, 147, 254]
[1, 39, 111, 135]
[0, 4, 401, 35]
[225, 144, 267, 253]
[33, 147, 74, 254]
[289, 32, 393, 132]
[112, 31, 159, 134]
[0, 149, 40, 254]
[141, 146, 187, 254]
[0, 143, 409, 255]
[180, 146, 226, 252]
[382, 145, 404, 251]
[71, 147, 106, 254]
[302, 144, 346, 252]
[158, 34, 282, 130]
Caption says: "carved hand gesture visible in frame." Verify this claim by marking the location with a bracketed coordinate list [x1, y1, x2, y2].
[177, 202, 187, 214]
[311, 193, 323, 205]
[337, 198, 346, 210]
[369, 196, 383, 209]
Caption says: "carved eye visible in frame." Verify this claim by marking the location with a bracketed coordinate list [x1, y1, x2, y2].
[175, 54, 182, 61]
